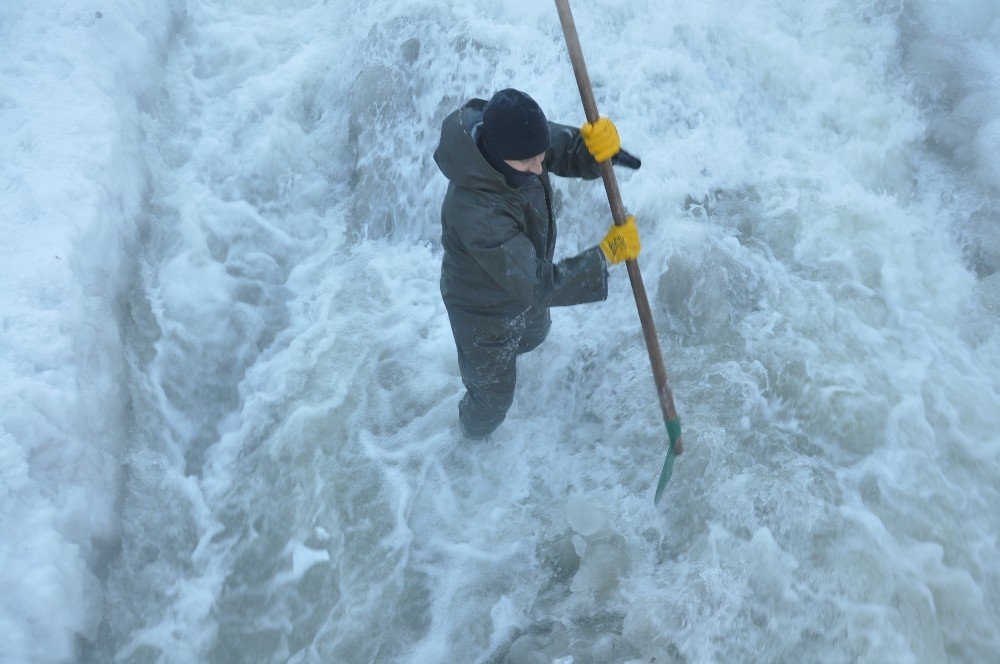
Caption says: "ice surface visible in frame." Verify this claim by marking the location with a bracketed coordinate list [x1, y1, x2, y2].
[2, 0, 999, 662]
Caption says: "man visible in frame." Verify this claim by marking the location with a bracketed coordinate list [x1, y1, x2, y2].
[434, 88, 641, 438]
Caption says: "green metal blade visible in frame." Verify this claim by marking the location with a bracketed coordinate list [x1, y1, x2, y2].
[654, 417, 682, 505]
[653, 447, 675, 505]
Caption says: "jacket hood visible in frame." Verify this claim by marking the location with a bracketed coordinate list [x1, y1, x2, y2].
[434, 99, 511, 193]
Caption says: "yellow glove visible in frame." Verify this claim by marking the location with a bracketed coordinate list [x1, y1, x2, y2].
[581, 117, 621, 163]
[600, 215, 641, 264]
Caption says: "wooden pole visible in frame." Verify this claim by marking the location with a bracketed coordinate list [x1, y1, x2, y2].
[554, 0, 684, 504]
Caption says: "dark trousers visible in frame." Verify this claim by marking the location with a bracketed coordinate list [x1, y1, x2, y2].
[445, 305, 552, 438]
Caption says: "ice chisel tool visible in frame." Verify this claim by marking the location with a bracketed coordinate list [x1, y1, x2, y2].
[554, 0, 684, 505]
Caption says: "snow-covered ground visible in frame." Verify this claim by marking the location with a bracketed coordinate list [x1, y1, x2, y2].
[1, 1, 998, 662]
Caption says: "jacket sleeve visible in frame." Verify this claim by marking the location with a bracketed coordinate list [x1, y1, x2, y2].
[544, 122, 602, 180]
[465, 207, 609, 308]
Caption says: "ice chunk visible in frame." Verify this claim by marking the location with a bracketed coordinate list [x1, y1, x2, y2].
[746, 527, 799, 602]
[566, 495, 612, 539]
[290, 543, 330, 580]
[488, 595, 523, 645]
[570, 542, 627, 595]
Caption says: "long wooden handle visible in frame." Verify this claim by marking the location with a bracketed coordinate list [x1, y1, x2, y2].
[554, 0, 628, 228]
[554, 0, 683, 465]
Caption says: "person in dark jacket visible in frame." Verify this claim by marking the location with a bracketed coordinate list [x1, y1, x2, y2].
[434, 88, 641, 438]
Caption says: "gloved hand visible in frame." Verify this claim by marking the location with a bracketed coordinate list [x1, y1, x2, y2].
[600, 215, 641, 264]
[580, 117, 621, 163]
[612, 148, 641, 170]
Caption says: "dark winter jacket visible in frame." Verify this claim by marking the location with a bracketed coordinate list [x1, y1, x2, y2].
[434, 98, 609, 318]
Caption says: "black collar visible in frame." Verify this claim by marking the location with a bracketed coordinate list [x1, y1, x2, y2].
[477, 133, 538, 189]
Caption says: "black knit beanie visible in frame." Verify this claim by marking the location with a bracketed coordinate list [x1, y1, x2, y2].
[482, 89, 551, 160]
